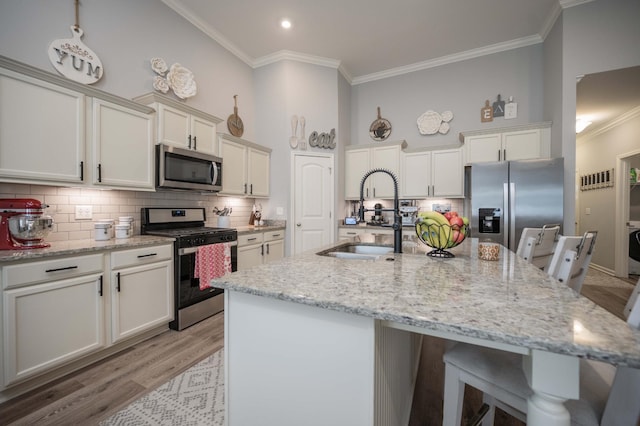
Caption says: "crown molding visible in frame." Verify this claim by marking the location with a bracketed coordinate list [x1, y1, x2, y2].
[352, 35, 542, 85]
[539, 1, 563, 40]
[253, 50, 340, 70]
[559, 0, 597, 9]
[578, 106, 640, 142]
[160, 0, 253, 67]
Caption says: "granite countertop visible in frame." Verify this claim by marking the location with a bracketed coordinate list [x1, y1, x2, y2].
[234, 222, 286, 236]
[212, 234, 640, 368]
[0, 235, 175, 263]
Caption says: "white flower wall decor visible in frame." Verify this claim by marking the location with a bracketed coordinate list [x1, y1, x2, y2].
[149, 57, 197, 99]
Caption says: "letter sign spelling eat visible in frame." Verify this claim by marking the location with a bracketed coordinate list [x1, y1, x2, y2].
[48, 26, 103, 85]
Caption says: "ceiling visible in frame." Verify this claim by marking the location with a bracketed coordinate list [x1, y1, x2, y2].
[162, 0, 639, 132]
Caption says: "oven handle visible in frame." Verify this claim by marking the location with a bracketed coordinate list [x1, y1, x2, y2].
[179, 240, 237, 255]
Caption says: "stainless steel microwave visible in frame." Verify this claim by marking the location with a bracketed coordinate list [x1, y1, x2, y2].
[156, 144, 222, 192]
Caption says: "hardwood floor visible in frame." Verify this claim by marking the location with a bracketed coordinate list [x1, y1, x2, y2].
[0, 270, 635, 426]
[0, 313, 223, 426]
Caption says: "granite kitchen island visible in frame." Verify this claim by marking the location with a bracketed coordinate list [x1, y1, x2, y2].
[211, 235, 640, 426]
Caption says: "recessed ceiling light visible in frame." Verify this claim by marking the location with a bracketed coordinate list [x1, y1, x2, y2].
[576, 118, 592, 133]
[280, 19, 292, 29]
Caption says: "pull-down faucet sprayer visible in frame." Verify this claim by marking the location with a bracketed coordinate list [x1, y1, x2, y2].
[358, 168, 402, 253]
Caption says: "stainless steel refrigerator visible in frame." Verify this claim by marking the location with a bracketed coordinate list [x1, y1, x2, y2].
[465, 158, 564, 250]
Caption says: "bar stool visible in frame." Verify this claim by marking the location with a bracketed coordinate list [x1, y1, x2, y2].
[546, 231, 598, 294]
[442, 231, 612, 426]
[443, 292, 640, 426]
[515, 224, 561, 270]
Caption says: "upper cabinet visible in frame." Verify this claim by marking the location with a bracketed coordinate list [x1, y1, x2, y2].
[0, 56, 155, 191]
[345, 140, 407, 200]
[400, 148, 464, 199]
[460, 122, 551, 164]
[133, 93, 223, 156]
[218, 133, 271, 198]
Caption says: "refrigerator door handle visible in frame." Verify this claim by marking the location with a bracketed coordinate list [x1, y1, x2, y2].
[509, 182, 516, 249]
[503, 183, 509, 247]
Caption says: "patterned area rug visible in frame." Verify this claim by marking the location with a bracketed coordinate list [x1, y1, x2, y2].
[100, 350, 224, 426]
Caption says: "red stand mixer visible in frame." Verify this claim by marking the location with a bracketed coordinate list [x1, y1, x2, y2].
[0, 198, 54, 250]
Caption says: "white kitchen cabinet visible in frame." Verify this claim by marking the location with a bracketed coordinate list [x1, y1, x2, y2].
[110, 244, 173, 343]
[401, 148, 464, 198]
[0, 57, 155, 191]
[345, 141, 407, 200]
[0, 66, 85, 184]
[134, 93, 222, 156]
[338, 227, 367, 240]
[263, 230, 285, 263]
[237, 233, 264, 271]
[461, 122, 551, 164]
[1, 254, 105, 386]
[92, 98, 154, 190]
[218, 133, 271, 197]
[237, 230, 285, 270]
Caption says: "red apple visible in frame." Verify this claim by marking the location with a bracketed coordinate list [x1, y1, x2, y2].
[449, 216, 464, 229]
[452, 230, 465, 243]
[443, 211, 452, 220]
[450, 211, 459, 217]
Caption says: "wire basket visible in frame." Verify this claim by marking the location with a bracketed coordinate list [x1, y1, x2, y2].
[415, 219, 468, 258]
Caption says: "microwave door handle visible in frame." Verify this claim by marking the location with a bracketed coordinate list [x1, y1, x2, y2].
[211, 162, 218, 186]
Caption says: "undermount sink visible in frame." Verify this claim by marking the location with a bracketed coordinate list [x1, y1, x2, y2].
[316, 243, 394, 260]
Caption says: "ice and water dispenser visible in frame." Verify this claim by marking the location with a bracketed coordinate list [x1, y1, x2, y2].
[478, 208, 501, 234]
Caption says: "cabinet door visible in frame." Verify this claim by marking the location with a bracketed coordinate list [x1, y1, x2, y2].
[401, 151, 431, 198]
[264, 239, 284, 263]
[111, 260, 173, 343]
[3, 274, 104, 386]
[338, 228, 366, 241]
[502, 129, 542, 161]
[238, 244, 263, 271]
[465, 134, 502, 164]
[432, 149, 464, 197]
[345, 149, 371, 199]
[191, 115, 217, 155]
[157, 104, 190, 149]
[0, 70, 85, 184]
[92, 99, 154, 190]
[219, 138, 248, 195]
[371, 145, 401, 199]
[248, 148, 270, 197]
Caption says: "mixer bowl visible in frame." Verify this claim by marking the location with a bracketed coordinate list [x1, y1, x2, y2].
[8, 214, 54, 244]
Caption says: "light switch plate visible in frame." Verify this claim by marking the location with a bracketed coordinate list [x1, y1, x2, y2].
[75, 205, 93, 220]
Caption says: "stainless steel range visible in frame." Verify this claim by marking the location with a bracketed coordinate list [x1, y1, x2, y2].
[141, 207, 237, 330]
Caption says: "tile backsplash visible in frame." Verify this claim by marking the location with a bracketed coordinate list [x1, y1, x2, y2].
[0, 183, 257, 242]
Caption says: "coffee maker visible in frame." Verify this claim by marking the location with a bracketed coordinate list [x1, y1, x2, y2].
[399, 200, 418, 226]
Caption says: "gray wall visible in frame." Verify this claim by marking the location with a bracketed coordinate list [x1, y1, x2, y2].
[0, 0, 256, 140]
[350, 45, 544, 149]
[558, 0, 640, 235]
[577, 113, 640, 270]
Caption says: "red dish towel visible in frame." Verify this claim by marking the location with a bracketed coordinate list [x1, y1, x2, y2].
[194, 243, 232, 290]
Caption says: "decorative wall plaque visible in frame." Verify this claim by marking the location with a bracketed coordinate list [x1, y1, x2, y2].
[48, 26, 103, 84]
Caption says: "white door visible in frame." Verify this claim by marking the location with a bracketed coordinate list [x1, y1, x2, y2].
[293, 153, 334, 254]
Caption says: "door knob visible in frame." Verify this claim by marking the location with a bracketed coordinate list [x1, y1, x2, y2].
[296, 223, 301, 227]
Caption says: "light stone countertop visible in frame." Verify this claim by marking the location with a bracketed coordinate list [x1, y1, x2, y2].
[0, 236, 175, 263]
[212, 234, 640, 368]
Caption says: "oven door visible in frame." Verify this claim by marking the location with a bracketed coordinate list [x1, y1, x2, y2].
[177, 242, 237, 309]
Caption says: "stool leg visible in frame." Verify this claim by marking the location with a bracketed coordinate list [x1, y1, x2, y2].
[443, 362, 465, 426]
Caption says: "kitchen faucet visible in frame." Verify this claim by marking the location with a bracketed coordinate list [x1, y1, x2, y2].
[358, 168, 402, 253]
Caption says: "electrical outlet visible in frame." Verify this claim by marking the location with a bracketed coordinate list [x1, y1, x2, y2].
[75, 205, 93, 220]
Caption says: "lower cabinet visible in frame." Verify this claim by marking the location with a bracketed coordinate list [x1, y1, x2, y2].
[110, 245, 173, 343]
[338, 227, 394, 241]
[237, 230, 285, 271]
[1, 253, 105, 387]
[0, 243, 173, 390]
[2, 273, 105, 386]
